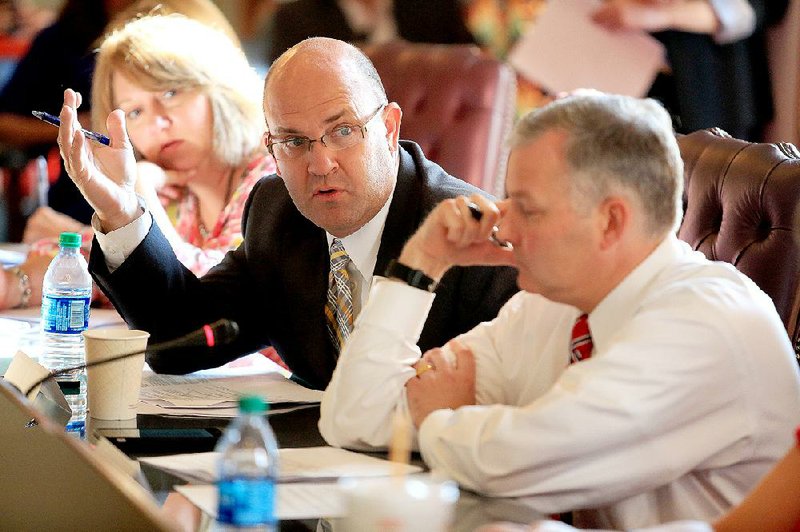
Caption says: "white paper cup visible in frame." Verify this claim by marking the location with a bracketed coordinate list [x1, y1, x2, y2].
[83, 329, 149, 420]
[338, 475, 459, 532]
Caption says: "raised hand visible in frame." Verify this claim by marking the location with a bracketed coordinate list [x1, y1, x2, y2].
[398, 194, 515, 281]
[57, 88, 141, 232]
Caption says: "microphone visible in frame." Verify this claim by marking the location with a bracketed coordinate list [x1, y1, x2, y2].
[143, 318, 240, 355]
[23, 319, 239, 398]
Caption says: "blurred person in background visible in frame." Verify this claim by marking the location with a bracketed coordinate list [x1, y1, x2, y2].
[591, 0, 787, 140]
[0, 0, 135, 228]
[0, 0, 58, 88]
[0, 0, 239, 237]
[0, 13, 274, 310]
[268, 0, 475, 63]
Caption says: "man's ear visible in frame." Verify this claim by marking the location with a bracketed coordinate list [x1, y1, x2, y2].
[264, 131, 282, 177]
[598, 196, 629, 250]
[383, 102, 402, 152]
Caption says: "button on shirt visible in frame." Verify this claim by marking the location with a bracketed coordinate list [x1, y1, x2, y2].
[320, 235, 800, 529]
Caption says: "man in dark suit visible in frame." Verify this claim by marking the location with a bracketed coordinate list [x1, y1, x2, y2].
[268, 0, 475, 63]
[56, 36, 517, 390]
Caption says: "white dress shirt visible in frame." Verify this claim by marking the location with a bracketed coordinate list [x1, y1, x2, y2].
[325, 186, 394, 312]
[320, 236, 800, 529]
[92, 210, 151, 272]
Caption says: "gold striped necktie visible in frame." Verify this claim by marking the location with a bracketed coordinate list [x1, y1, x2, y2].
[325, 238, 355, 353]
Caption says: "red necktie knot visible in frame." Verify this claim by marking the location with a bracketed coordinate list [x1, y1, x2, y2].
[570, 313, 593, 364]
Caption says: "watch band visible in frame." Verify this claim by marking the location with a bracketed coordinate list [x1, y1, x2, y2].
[384, 259, 438, 292]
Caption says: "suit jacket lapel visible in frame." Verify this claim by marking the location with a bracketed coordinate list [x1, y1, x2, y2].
[375, 144, 424, 276]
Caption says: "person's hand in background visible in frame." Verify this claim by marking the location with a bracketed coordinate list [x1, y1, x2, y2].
[591, 0, 719, 35]
[22, 206, 87, 244]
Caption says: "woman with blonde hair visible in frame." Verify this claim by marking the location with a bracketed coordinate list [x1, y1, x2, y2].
[88, 12, 272, 274]
[1, 13, 275, 309]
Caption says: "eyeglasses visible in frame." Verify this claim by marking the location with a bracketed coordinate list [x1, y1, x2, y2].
[266, 104, 386, 161]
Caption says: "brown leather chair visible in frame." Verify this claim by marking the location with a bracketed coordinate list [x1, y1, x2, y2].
[364, 41, 516, 196]
[677, 128, 800, 358]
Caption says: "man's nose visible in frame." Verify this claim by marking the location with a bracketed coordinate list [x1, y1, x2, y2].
[306, 140, 338, 176]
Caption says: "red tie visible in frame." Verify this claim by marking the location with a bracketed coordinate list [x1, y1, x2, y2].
[570, 313, 593, 364]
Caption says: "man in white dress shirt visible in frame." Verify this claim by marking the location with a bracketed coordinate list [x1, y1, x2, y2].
[320, 93, 800, 528]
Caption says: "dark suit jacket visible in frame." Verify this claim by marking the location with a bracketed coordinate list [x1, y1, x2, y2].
[269, 0, 475, 63]
[90, 142, 518, 390]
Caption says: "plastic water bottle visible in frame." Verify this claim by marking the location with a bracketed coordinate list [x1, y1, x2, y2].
[39, 232, 91, 438]
[216, 395, 279, 531]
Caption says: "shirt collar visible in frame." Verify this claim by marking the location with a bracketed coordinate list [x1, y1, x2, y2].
[588, 235, 694, 354]
[326, 184, 396, 279]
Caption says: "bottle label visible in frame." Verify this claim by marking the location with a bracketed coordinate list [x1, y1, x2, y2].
[42, 295, 90, 334]
[217, 477, 275, 526]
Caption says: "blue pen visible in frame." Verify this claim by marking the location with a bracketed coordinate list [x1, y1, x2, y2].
[31, 110, 110, 146]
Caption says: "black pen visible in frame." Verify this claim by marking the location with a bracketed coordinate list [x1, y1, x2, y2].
[31, 110, 110, 146]
[467, 201, 512, 249]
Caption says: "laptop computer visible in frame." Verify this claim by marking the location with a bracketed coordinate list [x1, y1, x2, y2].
[0, 379, 179, 531]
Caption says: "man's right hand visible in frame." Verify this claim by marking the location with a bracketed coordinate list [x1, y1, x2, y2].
[57, 88, 141, 232]
[397, 194, 516, 281]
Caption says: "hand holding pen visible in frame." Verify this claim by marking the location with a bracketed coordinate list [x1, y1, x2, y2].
[466, 201, 512, 249]
[32, 110, 110, 146]
[56, 88, 141, 232]
[397, 194, 514, 283]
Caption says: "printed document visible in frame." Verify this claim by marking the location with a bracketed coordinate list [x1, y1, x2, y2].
[138, 360, 322, 418]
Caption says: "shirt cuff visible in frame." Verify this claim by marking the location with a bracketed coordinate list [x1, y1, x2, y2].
[416, 407, 455, 466]
[707, 0, 755, 44]
[361, 277, 436, 341]
[92, 209, 152, 273]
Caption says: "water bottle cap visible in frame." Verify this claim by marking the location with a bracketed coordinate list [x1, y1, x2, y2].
[59, 232, 82, 248]
[238, 395, 269, 414]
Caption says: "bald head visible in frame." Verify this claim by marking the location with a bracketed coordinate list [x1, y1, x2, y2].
[264, 37, 387, 128]
[260, 37, 402, 238]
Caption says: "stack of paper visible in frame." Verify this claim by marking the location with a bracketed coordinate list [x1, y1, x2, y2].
[140, 446, 421, 484]
[138, 361, 323, 418]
